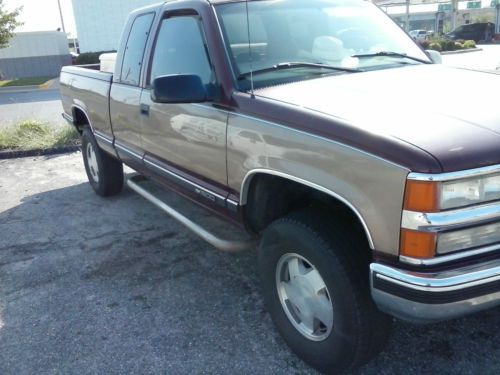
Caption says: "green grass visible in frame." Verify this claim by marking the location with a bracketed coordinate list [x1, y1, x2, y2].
[0, 76, 55, 87]
[0, 121, 80, 151]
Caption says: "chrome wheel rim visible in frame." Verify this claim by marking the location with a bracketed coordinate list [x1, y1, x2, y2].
[86, 142, 99, 183]
[276, 253, 334, 341]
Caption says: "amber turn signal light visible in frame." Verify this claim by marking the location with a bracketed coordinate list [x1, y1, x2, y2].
[400, 229, 437, 259]
[403, 180, 440, 212]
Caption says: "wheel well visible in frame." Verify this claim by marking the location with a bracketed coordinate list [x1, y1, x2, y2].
[72, 107, 90, 134]
[243, 173, 371, 247]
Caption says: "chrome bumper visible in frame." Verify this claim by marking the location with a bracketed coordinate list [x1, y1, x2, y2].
[370, 260, 500, 322]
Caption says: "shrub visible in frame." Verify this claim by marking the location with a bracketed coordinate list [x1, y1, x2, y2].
[428, 42, 442, 51]
[419, 40, 430, 49]
[463, 40, 476, 49]
[454, 42, 464, 50]
[0, 120, 80, 151]
[18, 120, 51, 135]
[75, 51, 116, 65]
[441, 39, 456, 51]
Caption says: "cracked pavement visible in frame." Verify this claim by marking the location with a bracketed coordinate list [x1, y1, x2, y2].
[1, 152, 500, 374]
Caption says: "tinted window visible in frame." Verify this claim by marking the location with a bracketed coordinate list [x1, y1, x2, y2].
[121, 13, 155, 85]
[150, 16, 213, 85]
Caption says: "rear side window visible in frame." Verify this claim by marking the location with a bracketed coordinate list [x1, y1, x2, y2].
[149, 16, 213, 85]
[120, 13, 155, 86]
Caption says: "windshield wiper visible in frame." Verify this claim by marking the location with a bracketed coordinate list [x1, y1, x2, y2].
[351, 51, 431, 64]
[238, 62, 362, 80]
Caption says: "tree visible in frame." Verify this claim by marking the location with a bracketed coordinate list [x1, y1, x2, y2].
[0, 0, 23, 49]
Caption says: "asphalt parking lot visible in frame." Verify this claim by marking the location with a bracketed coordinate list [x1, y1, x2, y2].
[1, 152, 500, 374]
[0, 82, 64, 129]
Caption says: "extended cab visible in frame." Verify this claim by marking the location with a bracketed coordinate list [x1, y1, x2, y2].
[60, 0, 500, 373]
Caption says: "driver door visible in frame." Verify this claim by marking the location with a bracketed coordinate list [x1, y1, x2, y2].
[140, 12, 229, 207]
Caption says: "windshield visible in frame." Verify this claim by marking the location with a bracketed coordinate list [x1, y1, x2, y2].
[215, 0, 429, 90]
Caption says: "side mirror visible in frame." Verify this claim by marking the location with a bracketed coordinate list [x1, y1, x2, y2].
[425, 49, 442, 64]
[151, 74, 207, 103]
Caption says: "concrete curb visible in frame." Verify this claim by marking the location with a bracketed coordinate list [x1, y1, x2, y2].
[39, 78, 57, 90]
[440, 48, 482, 55]
[0, 145, 80, 160]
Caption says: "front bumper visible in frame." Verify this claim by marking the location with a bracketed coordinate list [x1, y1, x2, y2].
[370, 259, 500, 322]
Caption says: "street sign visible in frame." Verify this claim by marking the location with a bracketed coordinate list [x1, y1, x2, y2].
[438, 3, 453, 11]
[467, 1, 481, 8]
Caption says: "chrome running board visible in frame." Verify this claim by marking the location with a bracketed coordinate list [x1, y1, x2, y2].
[126, 175, 256, 253]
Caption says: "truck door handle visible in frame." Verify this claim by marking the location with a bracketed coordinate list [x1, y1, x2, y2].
[140, 104, 150, 116]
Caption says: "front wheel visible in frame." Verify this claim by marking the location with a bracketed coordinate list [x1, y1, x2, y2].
[258, 209, 391, 374]
[81, 127, 123, 197]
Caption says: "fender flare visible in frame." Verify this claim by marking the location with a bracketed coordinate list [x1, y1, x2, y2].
[240, 168, 375, 249]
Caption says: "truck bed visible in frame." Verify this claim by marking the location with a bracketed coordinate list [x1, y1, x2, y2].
[60, 65, 114, 140]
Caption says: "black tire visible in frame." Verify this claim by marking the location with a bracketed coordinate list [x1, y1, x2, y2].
[258, 208, 392, 374]
[81, 127, 123, 197]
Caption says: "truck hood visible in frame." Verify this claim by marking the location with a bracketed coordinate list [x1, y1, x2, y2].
[253, 64, 500, 172]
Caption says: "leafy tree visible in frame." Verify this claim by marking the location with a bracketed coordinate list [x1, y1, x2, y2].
[0, 0, 23, 49]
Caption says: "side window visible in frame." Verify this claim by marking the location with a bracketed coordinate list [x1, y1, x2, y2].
[150, 16, 213, 85]
[121, 13, 155, 86]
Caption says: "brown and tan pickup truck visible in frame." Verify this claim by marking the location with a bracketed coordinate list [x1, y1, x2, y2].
[60, 0, 500, 373]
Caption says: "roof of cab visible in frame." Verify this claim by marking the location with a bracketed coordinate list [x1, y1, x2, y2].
[207, 0, 245, 3]
[131, 0, 245, 12]
[128, 1, 165, 16]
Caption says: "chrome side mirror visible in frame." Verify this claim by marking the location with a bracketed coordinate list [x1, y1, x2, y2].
[426, 49, 442, 64]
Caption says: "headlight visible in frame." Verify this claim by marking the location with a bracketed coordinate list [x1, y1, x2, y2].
[441, 173, 500, 210]
[404, 173, 500, 212]
[401, 172, 500, 260]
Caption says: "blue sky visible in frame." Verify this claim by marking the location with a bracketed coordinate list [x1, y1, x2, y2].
[3, 0, 77, 37]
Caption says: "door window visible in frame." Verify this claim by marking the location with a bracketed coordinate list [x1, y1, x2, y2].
[121, 12, 155, 86]
[149, 16, 213, 85]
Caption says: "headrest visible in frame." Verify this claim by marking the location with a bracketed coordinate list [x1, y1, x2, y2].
[312, 36, 345, 62]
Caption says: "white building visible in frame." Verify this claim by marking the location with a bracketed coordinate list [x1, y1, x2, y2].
[72, 0, 160, 53]
[0, 31, 70, 79]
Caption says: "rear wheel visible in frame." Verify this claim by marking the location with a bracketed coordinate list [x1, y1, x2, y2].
[81, 127, 123, 197]
[258, 209, 391, 374]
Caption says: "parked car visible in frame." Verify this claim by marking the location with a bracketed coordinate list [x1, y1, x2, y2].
[446, 22, 495, 42]
[409, 29, 430, 41]
[60, 0, 500, 373]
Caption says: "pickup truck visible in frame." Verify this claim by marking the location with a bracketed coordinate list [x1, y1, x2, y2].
[60, 0, 500, 373]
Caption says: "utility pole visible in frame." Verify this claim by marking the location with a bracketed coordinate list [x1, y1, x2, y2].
[451, 0, 458, 30]
[405, 0, 410, 31]
[496, 2, 500, 34]
[57, 0, 66, 34]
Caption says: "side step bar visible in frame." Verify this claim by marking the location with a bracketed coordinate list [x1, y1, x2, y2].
[126, 175, 257, 253]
